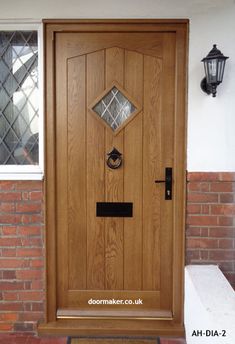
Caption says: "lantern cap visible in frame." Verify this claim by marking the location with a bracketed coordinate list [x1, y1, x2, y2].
[201, 44, 229, 62]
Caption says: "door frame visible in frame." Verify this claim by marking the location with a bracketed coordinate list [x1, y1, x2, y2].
[39, 19, 188, 337]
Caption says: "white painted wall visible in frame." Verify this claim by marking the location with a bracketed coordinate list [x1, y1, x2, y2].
[1, 0, 235, 171]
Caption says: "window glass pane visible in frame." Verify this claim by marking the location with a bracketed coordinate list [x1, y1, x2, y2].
[92, 87, 136, 131]
[0, 31, 39, 165]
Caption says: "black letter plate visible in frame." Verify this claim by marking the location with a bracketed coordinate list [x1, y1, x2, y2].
[96, 202, 133, 217]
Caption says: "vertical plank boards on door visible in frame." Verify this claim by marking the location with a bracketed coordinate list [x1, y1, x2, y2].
[67, 56, 86, 290]
[55, 36, 69, 307]
[143, 55, 162, 291]
[123, 50, 143, 290]
[105, 47, 124, 290]
[160, 33, 175, 309]
[87, 50, 105, 289]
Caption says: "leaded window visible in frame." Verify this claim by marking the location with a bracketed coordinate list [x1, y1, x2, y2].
[0, 31, 39, 165]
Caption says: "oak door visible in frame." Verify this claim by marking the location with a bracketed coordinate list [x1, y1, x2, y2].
[44, 21, 187, 334]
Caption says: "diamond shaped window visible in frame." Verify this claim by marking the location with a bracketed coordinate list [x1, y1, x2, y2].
[92, 86, 137, 131]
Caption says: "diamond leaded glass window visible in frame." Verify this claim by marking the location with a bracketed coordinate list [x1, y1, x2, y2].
[0, 31, 39, 165]
[92, 86, 136, 131]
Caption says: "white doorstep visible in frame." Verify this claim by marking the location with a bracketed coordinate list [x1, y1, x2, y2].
[185, 265, 235, 344]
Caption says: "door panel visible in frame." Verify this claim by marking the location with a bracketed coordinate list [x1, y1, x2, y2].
[57, 36, 173, 312]
[42, 20, 187, 336]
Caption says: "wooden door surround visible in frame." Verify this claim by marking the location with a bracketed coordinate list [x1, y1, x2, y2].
[39, 19, 188, 337]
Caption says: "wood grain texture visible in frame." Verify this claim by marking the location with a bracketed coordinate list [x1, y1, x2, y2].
[55, 35, 69, 308]
[143, 55, 162, 291]
[43, 20, 188, 336]
[86, 50, 105, 290]
[67, 56, 86, 290]
[105, 47, 124, 290]
[44, 24, 57, 322]
[124, 50, 143, 290]
[159, 33, 175, 310]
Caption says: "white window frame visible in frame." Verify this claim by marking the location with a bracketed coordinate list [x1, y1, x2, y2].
[0, 21, 44, 180]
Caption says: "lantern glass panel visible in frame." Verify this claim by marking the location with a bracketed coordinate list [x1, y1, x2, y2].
[217, 59, 225, 83]
[207, 59, 218, 84]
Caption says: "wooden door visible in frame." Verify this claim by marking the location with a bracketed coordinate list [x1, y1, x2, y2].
[41, 20, 188, 337]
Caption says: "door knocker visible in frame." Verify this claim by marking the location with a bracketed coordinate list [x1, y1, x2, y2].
[106, 148, 122, 169]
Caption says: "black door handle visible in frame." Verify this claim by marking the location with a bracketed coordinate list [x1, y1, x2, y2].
[155, 167, 172, 200]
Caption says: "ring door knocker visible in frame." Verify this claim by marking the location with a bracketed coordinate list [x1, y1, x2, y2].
[106, 147, 122, 169]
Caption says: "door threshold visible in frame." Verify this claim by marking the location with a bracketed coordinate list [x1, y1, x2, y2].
[57, 309, 173, 320]
[38, 318, 185, 337]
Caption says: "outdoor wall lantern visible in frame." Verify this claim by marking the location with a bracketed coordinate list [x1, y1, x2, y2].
[201, 44, 229, 97]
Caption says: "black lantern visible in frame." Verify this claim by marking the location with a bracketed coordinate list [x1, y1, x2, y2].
[201, 44, 229, 97]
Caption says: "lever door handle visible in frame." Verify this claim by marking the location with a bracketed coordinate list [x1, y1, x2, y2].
[155, 167, 172, 200]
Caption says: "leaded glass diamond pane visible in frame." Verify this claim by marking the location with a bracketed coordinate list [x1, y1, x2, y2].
[0, 31, 39, 165]
[93, 87, 136, 131]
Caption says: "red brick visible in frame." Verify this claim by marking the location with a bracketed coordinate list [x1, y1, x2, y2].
[211, 204, 235, 215]
[218, 262, 234, 272]
[2, 249, 16, 257]
[32, 302, 44, 311]
[187, 215, 217, 226]
[29, 191, 43, 201]
[209, 250, 235, 260]
[0, 303, 24, 311]
[209, 227, 235, 238]
[31, 259, 44, 268]
[0, 238, 22, 247]
[0, 181, 15, 190]
[0, 259, 29, 269]
[187, 238, 218, 249]
[218, 217, 234, 226]
[188, 182, 210, 192]
[0, 323, 13, 331]
[21, 238, 43, 247]
[22, 192, 29, 200]
[0, 202, 15, 212]
[2, 226, 17, 235]
[220, 193, 234, 203]
[15, 181, 42, 190]
[0, 313, 18, 321]
[13, 322, 34, 332]
[201, 228, 209, 236]
[186, 227, 201, 236]
[2, 270, 16, 279]
[31, 214, 44, 223]
[31, 280, 44, 290]
[219, 239, 234, 249]
[219, 172, 235, 181]
[3, 292, 19, 301]
[16, 248, 42, 257]
[188, 192, 218, 203]
[200, 250, 209, 260]
[0, 214, 22, 224]
[187, 172, 220, 181]
[16, 203, 41, 213]
[188, 182, 201, 191]
[18, 291, 44, 301]
[186, 250, 200, 261]
[0, 192, 21, 201]
[187, 204, 201, 214]
[0, 282, 24, 291]
[201, 205, 209, 214]
[18, 226, 41, 236]
[19, 312, 44, 321]
[210, 182, 234, 192]
[16, 270, 43, 280]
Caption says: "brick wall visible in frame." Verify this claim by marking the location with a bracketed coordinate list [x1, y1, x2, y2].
[186, 172, 235, 289]
[0, 175, 234, 333]
[0, 181, 44, 332]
